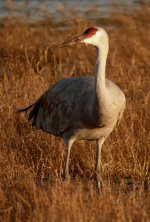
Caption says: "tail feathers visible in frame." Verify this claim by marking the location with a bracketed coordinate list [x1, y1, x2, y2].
[28, 102, 40, 126]
[17, 101, 40, 127]
[16, 103, 36, 113]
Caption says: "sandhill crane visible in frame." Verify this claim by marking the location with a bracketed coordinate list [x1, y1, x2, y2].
[17, 27, 126, 191]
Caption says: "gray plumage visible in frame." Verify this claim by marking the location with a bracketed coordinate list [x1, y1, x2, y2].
[17, 27, 126, 191]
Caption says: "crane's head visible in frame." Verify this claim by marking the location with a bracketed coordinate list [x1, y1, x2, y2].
[58, 27, 108, 49]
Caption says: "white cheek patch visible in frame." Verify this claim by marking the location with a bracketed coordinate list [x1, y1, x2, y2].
[83, 35, 95, 45]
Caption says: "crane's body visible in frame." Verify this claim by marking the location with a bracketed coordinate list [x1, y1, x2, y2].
[17, 27, 126, 191]
[30, 77, 125, 140]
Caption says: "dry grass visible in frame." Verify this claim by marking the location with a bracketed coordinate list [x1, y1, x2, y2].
[0, 8, 150, 222]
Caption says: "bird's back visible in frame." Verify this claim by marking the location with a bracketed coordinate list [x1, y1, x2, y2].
[30, 77, 94, 133]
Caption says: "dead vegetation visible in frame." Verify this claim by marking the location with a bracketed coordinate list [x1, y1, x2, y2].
[0, 8, 150, 222]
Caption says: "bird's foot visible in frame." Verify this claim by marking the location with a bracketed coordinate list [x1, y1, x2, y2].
[64, 172, 70, 181]
[96, 175, 102, 194]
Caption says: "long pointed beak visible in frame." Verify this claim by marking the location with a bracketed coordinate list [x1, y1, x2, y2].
[58, 34, 85, 48]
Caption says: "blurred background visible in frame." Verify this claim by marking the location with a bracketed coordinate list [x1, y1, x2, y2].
[0, 0, 149, 20]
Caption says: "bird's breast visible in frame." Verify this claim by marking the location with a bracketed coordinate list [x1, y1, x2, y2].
[72, 126, 114, 141]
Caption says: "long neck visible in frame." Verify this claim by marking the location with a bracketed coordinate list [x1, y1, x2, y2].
[95, 44, 108, 103]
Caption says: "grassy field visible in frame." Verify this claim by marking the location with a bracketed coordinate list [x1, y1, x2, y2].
[0, 8, 150, 222]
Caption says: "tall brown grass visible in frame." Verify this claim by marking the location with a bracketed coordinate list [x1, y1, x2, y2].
[0, 8, 150, 222]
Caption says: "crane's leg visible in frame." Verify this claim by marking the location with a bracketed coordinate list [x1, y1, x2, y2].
[95, 137, 105, 192]
[64, 138, 74, 180]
